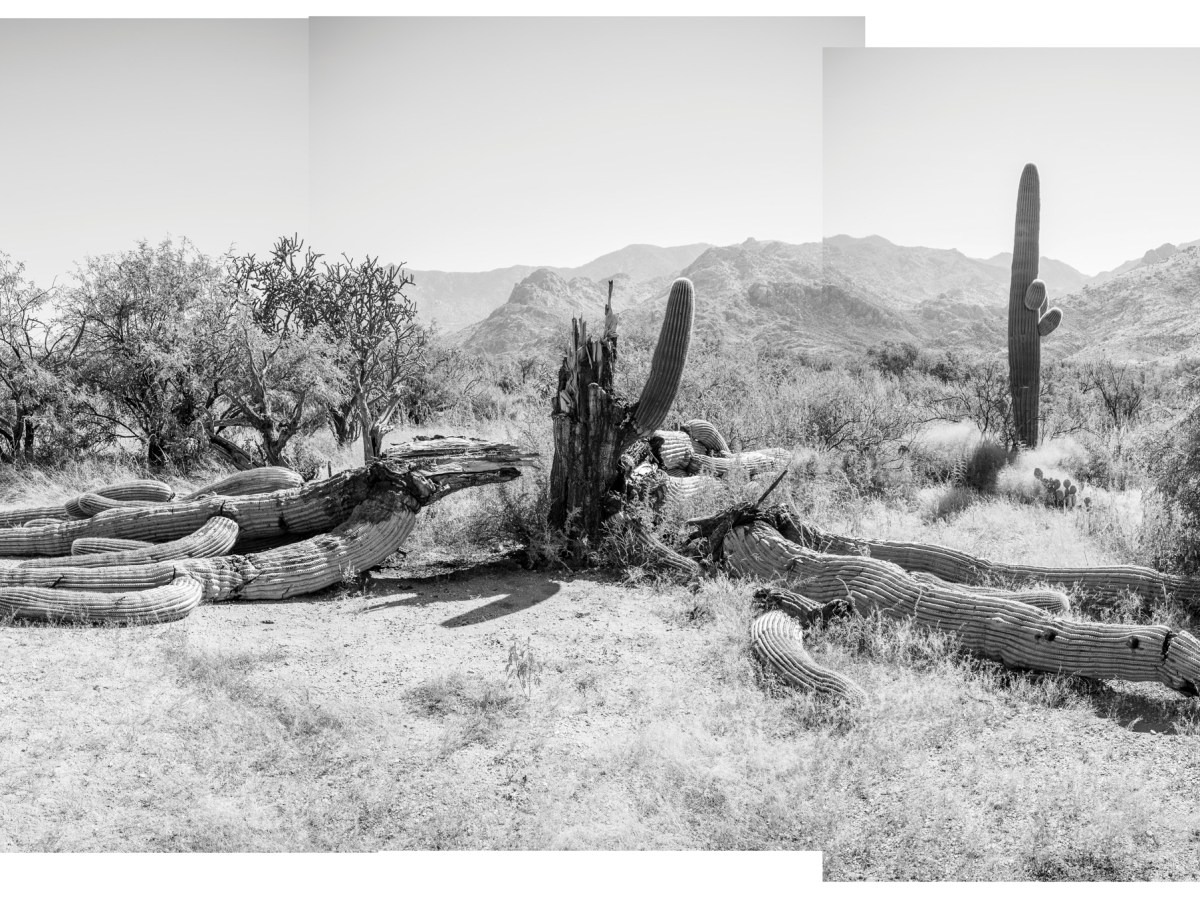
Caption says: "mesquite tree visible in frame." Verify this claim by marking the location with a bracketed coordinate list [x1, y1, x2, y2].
[549, 278, 694, 551]
[222, 237, 346, 466]
[228, 237, 429, 464]
[0, 255, 81, 462]
[65, 238, 225, 468]
[322, 255, 429, 463]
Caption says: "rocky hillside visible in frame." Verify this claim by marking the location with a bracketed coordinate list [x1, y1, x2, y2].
[456, 269, 631, 358]
[409, 243, 710, 332]
[1088, 240, 1200, 286]
[1058, 244, 1200, 362]
[817, 236, 1088, 354]
[620, 238, 917, 355]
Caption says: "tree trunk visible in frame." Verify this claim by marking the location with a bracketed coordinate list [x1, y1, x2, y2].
[357, 393, 375, 466]
[21, 418, 35, 462]
[208, 433, 257, 471]
[147, 436, 168, 469]
[329, 408, 360, 447]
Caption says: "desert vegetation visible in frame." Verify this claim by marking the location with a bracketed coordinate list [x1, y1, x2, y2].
[7, 196, 1200, 875]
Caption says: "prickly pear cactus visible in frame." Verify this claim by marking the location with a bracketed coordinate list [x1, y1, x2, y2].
[1008, 164, 1063, 449]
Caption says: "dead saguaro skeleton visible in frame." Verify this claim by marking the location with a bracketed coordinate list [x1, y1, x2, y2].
[549, 278, 788, 568]
[549, 278, 695, 550]
[689, 503, 1200, 701]
[0, 437, 535, 625]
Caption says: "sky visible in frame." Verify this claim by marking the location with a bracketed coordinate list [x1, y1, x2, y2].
[0, 19, 309, 288]
[310, 16, 863, 272]
[823, 49, 1200, 276]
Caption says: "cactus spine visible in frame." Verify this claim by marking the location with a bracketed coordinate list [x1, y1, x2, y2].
[1007, 163, 1063, 448]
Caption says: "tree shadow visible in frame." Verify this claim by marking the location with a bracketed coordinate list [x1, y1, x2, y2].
[1077, 681, 1198, 734]
[438, 579, 562, 628]
[355, 553, 564, 626]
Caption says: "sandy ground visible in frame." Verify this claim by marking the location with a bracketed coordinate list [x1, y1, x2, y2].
[5, 540, 1200, 872]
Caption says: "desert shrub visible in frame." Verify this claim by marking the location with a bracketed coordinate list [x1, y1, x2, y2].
[960, 439, 1007, 493]
[866, 340, 919, 379]
[922, 484, 977, 522]
[839, 447, 914, 500]
[64, 237, 228, 469]
[1141, 405, 1200, 576]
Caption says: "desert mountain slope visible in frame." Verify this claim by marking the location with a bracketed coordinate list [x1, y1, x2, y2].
[1057, 244, 1200, 362]
[1088, 240, 1200, 286]
[456, 268, 613, 357]
[409, 242, 711, 332]
[444, 234, 1200, 363]
[621, 238, 920, 355]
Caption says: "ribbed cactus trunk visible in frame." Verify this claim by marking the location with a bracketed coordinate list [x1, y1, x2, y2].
[1008, 163, 1042, 448]
[549, 278, 694, 554]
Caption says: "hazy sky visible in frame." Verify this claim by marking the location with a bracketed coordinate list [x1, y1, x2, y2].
[823, 49, 1200, 275]
[0, 19, 308, 287]
[310, 17, 863, 272]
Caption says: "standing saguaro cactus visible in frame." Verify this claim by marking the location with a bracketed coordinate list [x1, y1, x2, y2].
[1008, 163, 1063, 448]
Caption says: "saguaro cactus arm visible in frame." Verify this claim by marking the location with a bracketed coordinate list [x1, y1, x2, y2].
[750, 608, 867, 704]
[631, 279, 695, 438]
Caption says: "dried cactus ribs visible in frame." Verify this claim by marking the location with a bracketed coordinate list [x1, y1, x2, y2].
[0, 438, 535, 625]
[1008, 163, 1064, 449]
[692, 504, 1200, 697]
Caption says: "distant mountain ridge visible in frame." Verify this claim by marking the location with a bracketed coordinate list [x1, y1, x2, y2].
[407, 242, 711, 332]
[826, 234, 1200, 361]
[435, 233, 1200, 363]
[1089, 240, 1200, 285]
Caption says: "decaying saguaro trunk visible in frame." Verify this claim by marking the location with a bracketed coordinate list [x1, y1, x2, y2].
[693, 504, 1200, 698]
[549, 278, 694, 552]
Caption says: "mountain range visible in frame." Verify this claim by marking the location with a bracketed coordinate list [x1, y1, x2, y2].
[410, 234, 1200, 363]
[407, 243, 711, 332]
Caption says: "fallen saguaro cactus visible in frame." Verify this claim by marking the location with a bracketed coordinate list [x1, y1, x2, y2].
[749, 586, 864, 703]
[71, 537, 155, 555]
[63, 480, 176, 519]
[17, 516, 240, 569]
[0, 437, 535, 625]
[692, 504, 1200, 697]
[639, 418, 789, 506]
[182, 466, 304, 500]
[750, 608, 867, 704]
[762, 506, 1200, 609]
[1008, 163, 1063, 449]
[0, 479, 176, 528]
